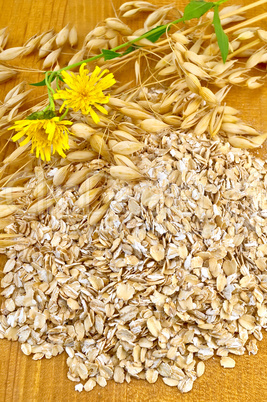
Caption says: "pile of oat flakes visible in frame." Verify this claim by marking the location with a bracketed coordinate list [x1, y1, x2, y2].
[1, 0, 267, 394]
[1, 126, 267, 393]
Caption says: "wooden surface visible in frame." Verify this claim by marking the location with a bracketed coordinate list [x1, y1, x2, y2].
[0, 0, 267, 401]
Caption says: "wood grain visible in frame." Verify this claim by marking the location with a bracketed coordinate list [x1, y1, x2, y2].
[0, 0, 267, 401]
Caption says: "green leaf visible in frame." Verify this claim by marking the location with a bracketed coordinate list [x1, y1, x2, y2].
[213, 5, 229, 63]
[145, 25, 170, 43]
[122, 45, 137, 55]
[30, 73, 61, 87]
[183, 1, 214, 21]
[102, 49, 121, 60]
[30, 78, 46, 87]
[102, 45, 138, 60]
[26, 110, 57, 120]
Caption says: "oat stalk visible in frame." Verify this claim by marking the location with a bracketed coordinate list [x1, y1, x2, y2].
[30, 0, 233, 114]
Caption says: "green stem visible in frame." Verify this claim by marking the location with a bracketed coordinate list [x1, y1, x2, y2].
[56, 16, 184, 74]
[48, 71, 57, 89]
[216, 0, 229, 5]
[56, 76, 61, 90]
[55, 0, 230, 75]
[45, 71, 56, 111]
[42, 0, 230, 112]
[59, 107, 69, 120]
[45, 0, 231, 81]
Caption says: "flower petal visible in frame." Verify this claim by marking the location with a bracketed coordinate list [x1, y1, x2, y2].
[11, 117, 72, 161]
[53, 66, 116, 118]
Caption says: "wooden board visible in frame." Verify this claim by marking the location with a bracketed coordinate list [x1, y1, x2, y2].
[0, 0, 267, 401]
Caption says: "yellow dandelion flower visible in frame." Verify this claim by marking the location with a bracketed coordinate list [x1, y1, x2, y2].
[9, 117, 72, 162]
[53, 63, 116, 123]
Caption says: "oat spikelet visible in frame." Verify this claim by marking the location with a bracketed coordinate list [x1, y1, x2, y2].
[111, 141, 144, 155]
[65, 168, 91, 188]
[140, 119, 169, 133]
[39, 29, 54, 46]
[0, 69, 17, 83]
[68, 49, 85, 66]
[113, 130, 140, 142]
[33, 181, 48, 199]
[42, 48, 62, 69]
[228, 133, 267, 149]
[69, 26, 78, 47]
[110, 166, 143, 181]
[89, 134, 110, 161]
[120, 108, 151, 120]
[88, 202, 110, 225]
[23, 34, 43, 56]
[39, 36, 55, 58]
[105, 18, 132, 35]
[66, 151, 97, 162]
[75, 187, 102, 209]
[56, 24, 70, 47]
[79, 172, 105, 195]
[70, 123, 96, 140]
[0, 47, 25, 61]
[0, 205, 18, 218]
[53, 165, 70, 187]
[113, 154, 139, 171]
[28, 198, 55, 215]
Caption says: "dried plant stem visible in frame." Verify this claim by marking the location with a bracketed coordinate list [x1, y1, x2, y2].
[221, 0, 267, 20]
[156, 0, 267, 47]
[182, 22, 210, 36]
[224, 12, 267, 33]
[228, 39, 261, 60]
[141, 0, 267, 51]
[204, 12, 267, 39]
[0, 234, 19, 239]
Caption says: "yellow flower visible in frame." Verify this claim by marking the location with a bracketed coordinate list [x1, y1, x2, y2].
[9, 117, 72, 161]
[53, 64, 116, 123]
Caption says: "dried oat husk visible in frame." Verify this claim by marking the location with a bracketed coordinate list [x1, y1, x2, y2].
[110, 166, 143, 181]
[88, 202, 110, 225]
[69, 26, 78, 47]
[42, 48, 62, 69]
[56, 24, 70, 47]
[140, 119, 169, 133]
[0, 27, 9, 50]
[68, 49, 85, 66]
[3, 144, 30, 165]
[39, 29, 54, 46]
[0, 69, 17, 83]
[113, 154, 139, 171]
[89, 134, 110, 161]
[39, 36, 56, 58]
[75, 187, 102, 209]
[23, 34, 43, 55]
[228, 133, 267, 149]
[0, 46, 25, 61]
[111, 141, 144, 155]
[28, 198, 55, 215]
[66, 150, 97, 162]
[70, 123, 96, 140]
[0, 205, 18, 218]
[65, 168, 91, 188]
[53, 165, 70, 187]
[79, 172, 105, 195]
